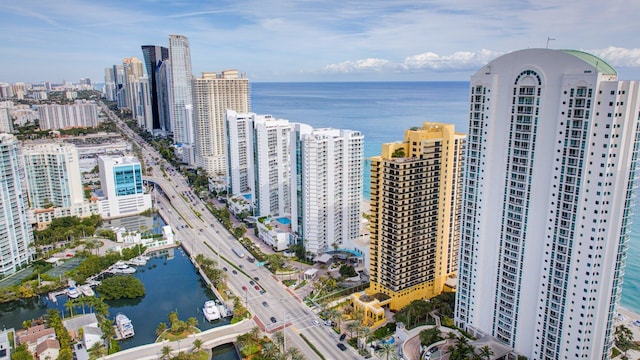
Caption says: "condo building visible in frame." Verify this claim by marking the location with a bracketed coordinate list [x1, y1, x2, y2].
[0, 134, 33, 275]
[366, 123, 465, 311]
[226, 110, 292, 217]
[193, 71, 250, 175]
[37, 100, 100, 130]
[291, 125, 364, 256]
[454, 49, 640, 359]
[141, 45, 170, 131]
[22, 142, 99, 228]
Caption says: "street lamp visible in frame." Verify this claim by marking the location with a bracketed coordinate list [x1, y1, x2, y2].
[281, 298, 288, 352]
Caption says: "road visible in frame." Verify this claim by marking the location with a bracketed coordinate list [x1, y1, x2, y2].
[102, 104, 362, 359]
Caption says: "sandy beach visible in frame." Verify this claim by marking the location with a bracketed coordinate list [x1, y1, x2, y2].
[616, 307, 640, 357]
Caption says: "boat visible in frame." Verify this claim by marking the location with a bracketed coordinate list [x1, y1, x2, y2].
[116, 266, 136, 274]
[127, 256, 148, 266]
[67, 286, 80, 299]
[80, 285, 95, 297]
[203, 300, 221, 321]
[115, 313, 135, 339]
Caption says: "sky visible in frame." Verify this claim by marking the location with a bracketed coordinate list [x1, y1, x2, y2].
[1, 0, 639, 83]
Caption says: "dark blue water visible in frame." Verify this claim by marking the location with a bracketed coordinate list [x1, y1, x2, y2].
[251, 81, 640, 314]
[0, 245, 228, 350]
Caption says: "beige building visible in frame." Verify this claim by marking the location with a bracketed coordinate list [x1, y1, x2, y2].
[365, 122, 465, 312]
[192, 70, 250, 176]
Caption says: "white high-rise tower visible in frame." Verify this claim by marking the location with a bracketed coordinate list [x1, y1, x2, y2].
[454, 49, 640, 359]
[0, 134, 33, 275]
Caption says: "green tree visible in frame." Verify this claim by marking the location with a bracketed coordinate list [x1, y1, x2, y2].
[156, 322, 167, 337]
[419, 327, 443, 347]
[88, 342, 107, 360]
[616, 324, 634, 359]
[11, 343, 34, 360]
[477, 345, 494, 360]
[186, 317, 198, 329]
[192, 339, 203, 353]
[379, 343, 395, 360]
[339, 264, 358, 278]
[272, 331, 285, 352]
[95, 275, 145, 300]
[161, 345, 172, 360]
[261, 341, 279, 359]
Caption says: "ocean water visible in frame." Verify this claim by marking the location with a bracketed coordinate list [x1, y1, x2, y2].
[251, 81, 640, 314]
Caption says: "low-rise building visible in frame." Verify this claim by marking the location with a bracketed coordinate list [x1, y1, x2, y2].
[35, 338, 60, 360]
[256, 216, 292, 252]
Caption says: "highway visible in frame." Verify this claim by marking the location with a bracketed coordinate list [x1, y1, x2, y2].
[102, 104, 363, 359]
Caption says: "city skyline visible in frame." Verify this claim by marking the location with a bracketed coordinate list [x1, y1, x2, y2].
[0, 0, 639, 83]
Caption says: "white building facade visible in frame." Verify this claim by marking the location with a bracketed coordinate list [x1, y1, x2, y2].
[37, 100, 100, 130]
[0, 134, 33, 275]
[291, 125, 363, 256]
[226, 110, 292, 217]
[97, 156, 151, 219]
[454, 48, 640, 359]
[193, 71, 250, 174]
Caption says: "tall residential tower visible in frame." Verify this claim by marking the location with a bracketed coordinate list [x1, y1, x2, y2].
[168, 34, 193, 146]
[367, 123, 465, 311]
[0, 134, 33, 275]
[141, 45, 169, 130]
[454, 49, 640, 359]
[192, 70, 249, 175]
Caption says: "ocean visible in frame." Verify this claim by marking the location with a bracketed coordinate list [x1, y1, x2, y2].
[251, 81, 640, 314]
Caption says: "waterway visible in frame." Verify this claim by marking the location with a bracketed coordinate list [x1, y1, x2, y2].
[0, 213, 231, 351]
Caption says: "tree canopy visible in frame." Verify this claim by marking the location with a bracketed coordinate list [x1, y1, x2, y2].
[96, 275, 145, 300]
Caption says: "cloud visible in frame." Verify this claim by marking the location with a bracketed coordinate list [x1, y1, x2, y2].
[589, 47, 640, 68]
[323, 58, 392, 73]
[402, 49, 503, 71]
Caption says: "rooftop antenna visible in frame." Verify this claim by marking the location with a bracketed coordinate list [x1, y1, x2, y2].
[546, 37, 556, 48]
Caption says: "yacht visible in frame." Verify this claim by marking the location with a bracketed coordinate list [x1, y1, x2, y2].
[203, 300, 221, 321]
[80, 285, 95, 297]
[115, 313, 135, 339]
[67, 281, 80, 299]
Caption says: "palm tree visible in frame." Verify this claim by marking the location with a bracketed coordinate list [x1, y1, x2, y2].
[249, 326, 261, 344]
[478, 345, 494, 360]
[360, 326, 373, 350]
[100, 319, 115, 354]
[285, 346, 304, 360]
[379, 343, 395, 360]
[272, 331, 285, 352]
[327, 308, 341, 329]
[64, 299, 76, 318]
[156, 322, 167, 337]
[88, 342, 106, 360]
[161, 345, 172, 360]
[346, 321, 360, 338]
[261, 341, 279, 359]
[186, 317, 198, 330]
[192, 339, 203, 353]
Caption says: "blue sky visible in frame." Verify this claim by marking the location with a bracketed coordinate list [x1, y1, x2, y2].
[1, 0, 639, 83]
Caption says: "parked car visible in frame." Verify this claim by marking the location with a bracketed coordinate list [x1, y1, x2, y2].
[262, 301, 269, 307]
[270, 317, 277, 323]
[340, 333, 347, 342]
[337, 343, 347, 351]
[324, 320, 332, 326]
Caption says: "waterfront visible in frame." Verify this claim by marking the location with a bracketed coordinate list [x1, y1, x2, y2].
[0, 246, 229, 350]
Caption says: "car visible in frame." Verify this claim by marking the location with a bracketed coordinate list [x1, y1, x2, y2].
[239, 264, 244, 269]
[262, 301, 269, 307]
[337, 343, 347, 351]
[312, 320, 320, 327]
[428, 346, 438, 353]
[270, 317, 277, 323]
[259, 289, 266, 295]
[324, 320, 332, 326]
[249, 280, 255, 285]
[232, 270, 237, 275]
[223, 267, 228, 272]
[242, 286, 248, 291]
[340, 333, 347, 342]
[254, 277, 260, 281]
[254, 285, 260, 291]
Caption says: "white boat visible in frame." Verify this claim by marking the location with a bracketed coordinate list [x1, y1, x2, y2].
[203, 300, 221, 321]
[127, 256, 148, 266]
[118, 267, 136, 274]
[115, 313, 135, 339]
[80, 285, 95, 297]
[67, 286, 80, 299]
[114, 261, 129, 270]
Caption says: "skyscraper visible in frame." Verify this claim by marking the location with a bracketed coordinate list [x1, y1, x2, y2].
[168, 34, 193, 146]
[22, 142, 84, 209]
[366, 123, 465, 311]
[0, 134, 33, 275]
[141, 45, 169, 130]
[454, 49, 640, 359]
[192, 70, 249, 174]
[291, 125, 364, 256]
[226, 110, 292, 217]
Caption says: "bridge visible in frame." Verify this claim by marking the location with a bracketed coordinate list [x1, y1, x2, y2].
[104, 319, 255, 360]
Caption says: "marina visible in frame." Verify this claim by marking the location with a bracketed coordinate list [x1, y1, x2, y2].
[115, 313, 135, 339]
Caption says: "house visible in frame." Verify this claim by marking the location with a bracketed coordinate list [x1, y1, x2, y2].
[35, 338, 60, 360]
[62, 314, 103, 349]
[0, 329, 12, 360]
[16, 325, 55, 354]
